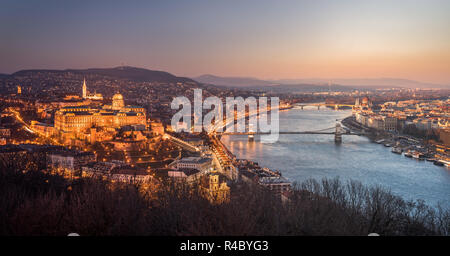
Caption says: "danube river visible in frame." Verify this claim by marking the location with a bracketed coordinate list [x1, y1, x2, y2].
[221, 107, 450, 207]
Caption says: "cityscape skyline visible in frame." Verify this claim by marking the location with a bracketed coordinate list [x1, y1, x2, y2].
[1, 0, 450, 84]
[2, 0, 450, 241]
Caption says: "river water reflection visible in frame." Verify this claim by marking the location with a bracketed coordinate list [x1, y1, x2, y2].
[221, 107, 450, 207]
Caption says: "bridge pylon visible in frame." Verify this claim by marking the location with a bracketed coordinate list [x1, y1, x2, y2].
[248, 124, 255, 142]
[334, 123, 342, 144]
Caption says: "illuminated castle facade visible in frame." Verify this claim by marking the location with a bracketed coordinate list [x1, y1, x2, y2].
[54, 83, 146, 134]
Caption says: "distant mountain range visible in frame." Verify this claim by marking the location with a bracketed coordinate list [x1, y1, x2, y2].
[193, 74, 449, 89]
[193, 74, 278, 87]
[2, 68, 448, 89]
[7, 66, 197, 84]
[273, 78, 448, 89]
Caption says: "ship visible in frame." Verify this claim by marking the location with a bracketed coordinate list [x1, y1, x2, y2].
[391, 146, 402, 154]
[404, 150, 413, 158]
[375, 139, 384, 144]
[433, 160, 450, 167]
[412, 152, 425, 160]
[434, 160, 445, 166]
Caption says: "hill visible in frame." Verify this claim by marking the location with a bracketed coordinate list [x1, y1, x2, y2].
[11, 66, 196, 84]
[193, 74, 278, 87]
[193, 74, 354, 92]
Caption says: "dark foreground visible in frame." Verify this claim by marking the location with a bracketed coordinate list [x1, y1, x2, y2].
[0, 168, 449, 236]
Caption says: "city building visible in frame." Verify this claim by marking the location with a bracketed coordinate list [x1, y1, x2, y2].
[30, 121, 55, 136]
[413, 118, 433, 131]
[170, 156, 213, 173]
[258, 176, 291, 197]
[355, 112, 369, 127]
[150, 121, 165, 135]
[0, 127, 11, 137]
[109, 166, 151, 183]
[439, 129, 450, 146]
[54, 84, 146, 136]
[82, 78, 103, 100]
[383, 116, 398, 131]
[46, 150, 96, 174]
[368, 116, 384, 130]
[0, 144, 66, 171]
[200, 174, 230, 204]
[82, 161, 151, 183]
[167, 168, 202, 182]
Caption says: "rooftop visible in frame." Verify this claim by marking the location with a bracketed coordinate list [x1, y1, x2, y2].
[259, 176, 291, 185]
[178, 157, 212, 164]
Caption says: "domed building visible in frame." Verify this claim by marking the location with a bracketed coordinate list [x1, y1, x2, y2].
[353, 96, 373, 112]
[55, 88, 146, 137]
[112, 93, 125, 110]
[355, 96, 372, 108]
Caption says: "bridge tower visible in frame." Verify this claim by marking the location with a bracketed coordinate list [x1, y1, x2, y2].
[334, 123, 342, 144]
[248, 123, 255, 142]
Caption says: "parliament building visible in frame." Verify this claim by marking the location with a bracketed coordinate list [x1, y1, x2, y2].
[54, 81, 146, 135]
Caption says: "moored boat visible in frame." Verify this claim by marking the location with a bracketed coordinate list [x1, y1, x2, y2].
[434, 160, 445, 166]
[391, 146, 402, 154]
[412, 152, 425, 160]
[441, 160, 450, 167]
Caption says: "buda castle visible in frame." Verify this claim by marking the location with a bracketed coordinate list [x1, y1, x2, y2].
[54, 80, 146, 135]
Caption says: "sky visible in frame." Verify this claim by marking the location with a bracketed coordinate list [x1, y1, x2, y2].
[1, 0, 449, 84]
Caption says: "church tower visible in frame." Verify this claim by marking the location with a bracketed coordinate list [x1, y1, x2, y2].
[82, 78, 87, 99]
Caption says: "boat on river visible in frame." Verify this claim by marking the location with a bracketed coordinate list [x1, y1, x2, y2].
[433, 160, 445, 166]
[391, 146, 402, 154]
[433, 160, 450, 167]
[412, 152, 425, 160]
[404, 150, 413, 158]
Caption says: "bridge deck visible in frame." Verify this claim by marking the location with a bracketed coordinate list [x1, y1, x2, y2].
[220, 132, 361, 135]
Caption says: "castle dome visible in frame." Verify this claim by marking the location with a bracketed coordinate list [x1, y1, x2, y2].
[112, 92, 125, 110]
[112, 93, 124, 100]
